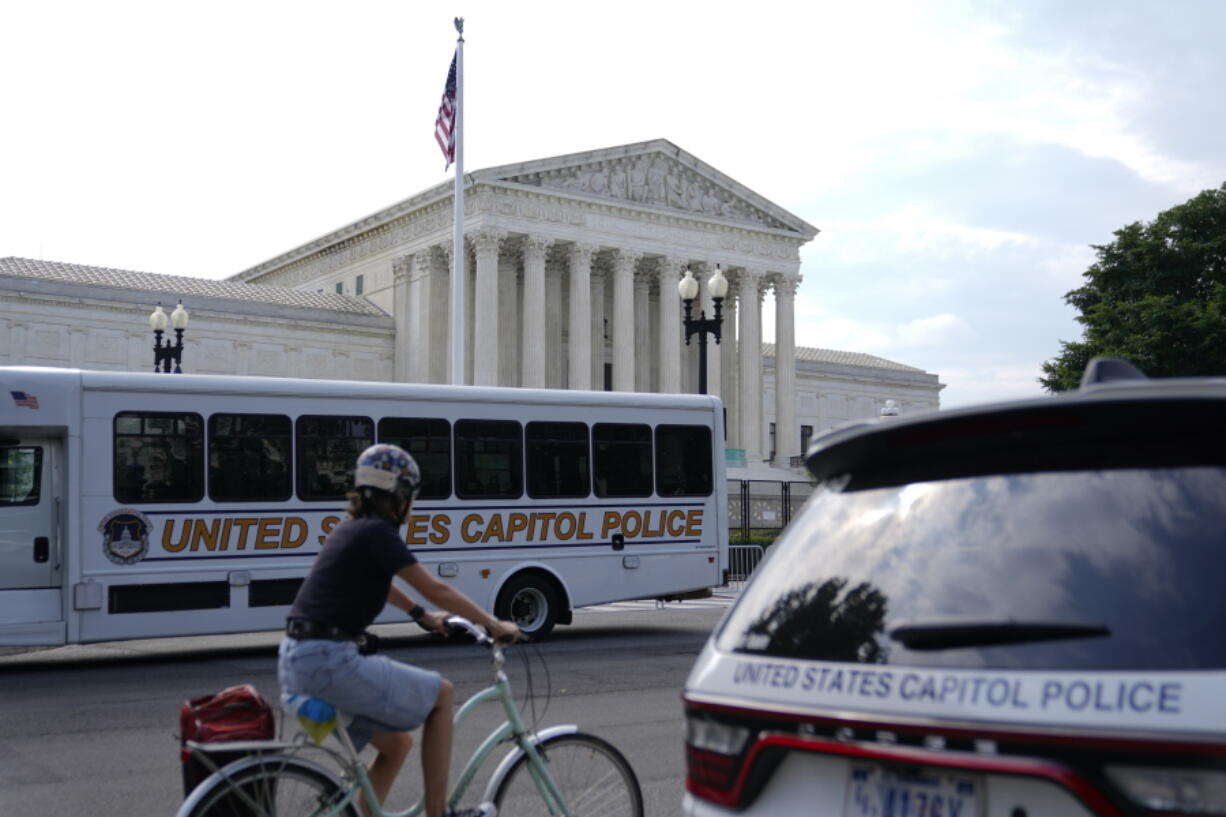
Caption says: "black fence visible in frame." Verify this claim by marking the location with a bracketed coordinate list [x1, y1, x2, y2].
[727, 479, 814, 540]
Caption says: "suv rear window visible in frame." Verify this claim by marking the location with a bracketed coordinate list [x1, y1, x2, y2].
[717, 466, 1226, 670]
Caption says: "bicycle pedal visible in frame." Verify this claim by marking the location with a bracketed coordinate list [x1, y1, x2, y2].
[443, 801, 497, 817]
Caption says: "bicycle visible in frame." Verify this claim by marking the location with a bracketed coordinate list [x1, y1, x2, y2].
[176, 616, 644, 817]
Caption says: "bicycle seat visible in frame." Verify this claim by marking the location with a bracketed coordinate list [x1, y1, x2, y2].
[281, 693, 349, 745]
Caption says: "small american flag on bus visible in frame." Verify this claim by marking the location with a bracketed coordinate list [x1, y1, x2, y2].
[11, 391, 39, 409]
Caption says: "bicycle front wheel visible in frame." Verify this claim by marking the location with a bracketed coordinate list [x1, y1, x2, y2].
[493, 732, 644, 817]
[184, 758, 360, 817]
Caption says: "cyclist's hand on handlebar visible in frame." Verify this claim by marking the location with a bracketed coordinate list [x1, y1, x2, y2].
[487, 619, 521, 644]
[419, 610, 450, 636]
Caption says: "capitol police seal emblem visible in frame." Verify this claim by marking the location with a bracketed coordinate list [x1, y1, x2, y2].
[99, 509, 152, 565]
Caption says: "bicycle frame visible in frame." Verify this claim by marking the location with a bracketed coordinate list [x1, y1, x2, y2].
[177, 621, 582, 817]
[365, 657, 579, 817]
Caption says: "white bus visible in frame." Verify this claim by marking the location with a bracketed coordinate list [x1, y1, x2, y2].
[0, 367, 728, 645]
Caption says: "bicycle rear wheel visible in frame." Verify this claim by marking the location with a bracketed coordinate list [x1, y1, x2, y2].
[493, 732, 644, 817]
[184, 758, 359, 817]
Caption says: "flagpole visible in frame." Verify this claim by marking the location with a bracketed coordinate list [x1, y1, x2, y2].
[449, 18, 466, 385]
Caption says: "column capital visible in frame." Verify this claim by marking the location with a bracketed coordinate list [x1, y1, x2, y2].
[568, 242, 598, 265]
[470, 229, 507, 257]
[614, 249, 643, 272]
[523, 234, 553, 260]
[771, 272, 802, 297]
[392, 254, 414, 284]
[657, 255, 688, 285]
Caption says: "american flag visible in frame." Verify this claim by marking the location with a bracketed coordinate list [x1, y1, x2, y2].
[434, 50, 457, 170]
[10, 391, 39, 409]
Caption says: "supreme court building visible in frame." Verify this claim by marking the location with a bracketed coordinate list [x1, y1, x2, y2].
[1, 140, 943, 472]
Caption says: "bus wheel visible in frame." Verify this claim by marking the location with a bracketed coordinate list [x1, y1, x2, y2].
[496, 574, 559, 639]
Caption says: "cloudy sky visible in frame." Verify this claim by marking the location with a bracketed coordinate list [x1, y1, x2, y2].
[3, 1, 1223, 408]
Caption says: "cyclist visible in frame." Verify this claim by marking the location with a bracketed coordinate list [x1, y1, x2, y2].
[279, 443, 520, 817]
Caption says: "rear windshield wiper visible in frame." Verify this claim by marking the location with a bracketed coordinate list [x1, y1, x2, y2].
[889, 619, 1110, 650]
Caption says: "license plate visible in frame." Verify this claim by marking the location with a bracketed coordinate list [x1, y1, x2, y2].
[843, 764, 980, 817]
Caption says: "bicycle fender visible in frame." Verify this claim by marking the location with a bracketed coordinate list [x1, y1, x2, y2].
[480, 724, 579, 803]
[175, 752, 347, 817]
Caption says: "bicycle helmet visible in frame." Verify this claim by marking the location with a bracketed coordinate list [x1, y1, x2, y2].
[353, 443, 422, 502]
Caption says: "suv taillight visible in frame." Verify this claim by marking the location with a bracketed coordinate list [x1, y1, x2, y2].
[685, 713, 752, 807]
[1106, 766, 1226, 816]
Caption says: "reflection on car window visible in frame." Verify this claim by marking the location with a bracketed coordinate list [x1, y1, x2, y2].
[718, 468, 1226, 670]
[737, 577, 888, 663]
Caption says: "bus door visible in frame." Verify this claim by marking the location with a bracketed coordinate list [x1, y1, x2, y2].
[0, 440, 62, 589]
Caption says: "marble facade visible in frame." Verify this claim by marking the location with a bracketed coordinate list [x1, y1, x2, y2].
[231, 140, 931, 466]
[1, 140, 944, 472]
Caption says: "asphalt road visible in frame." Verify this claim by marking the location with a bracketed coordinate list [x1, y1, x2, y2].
[0, 597, 731, 816]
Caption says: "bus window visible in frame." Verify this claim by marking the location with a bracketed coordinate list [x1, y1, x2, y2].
[655, 424, 713, 497]
[455, 420, 522, 499]
[114, 412, 204, 503]
[378, 417, 451, 499]
[526, 421, 589, 499]
[296, 415, 373, 501]
[1, 447, 41, 505]
[209, 413, 292, 502]
[593, 423, 653, 497]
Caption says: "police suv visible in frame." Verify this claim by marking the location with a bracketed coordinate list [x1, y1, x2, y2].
[683, 359, 1226, 817]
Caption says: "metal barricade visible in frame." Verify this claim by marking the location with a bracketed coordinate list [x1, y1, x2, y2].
[728, 479, 814, 541]
[726, 544, 765, 591]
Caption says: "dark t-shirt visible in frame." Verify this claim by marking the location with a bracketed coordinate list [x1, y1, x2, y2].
[288, 516, 417, 635]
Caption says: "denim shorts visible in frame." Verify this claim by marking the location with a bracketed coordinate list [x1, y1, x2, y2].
[278, 636, 442, 751]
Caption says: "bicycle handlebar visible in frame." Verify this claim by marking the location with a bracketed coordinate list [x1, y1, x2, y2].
[444, 615, 494, 644]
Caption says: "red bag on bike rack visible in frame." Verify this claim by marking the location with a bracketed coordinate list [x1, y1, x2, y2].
[179, 683, 276, 805]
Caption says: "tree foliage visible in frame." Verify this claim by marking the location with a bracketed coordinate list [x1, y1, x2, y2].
[1040, 182, 1226, 392]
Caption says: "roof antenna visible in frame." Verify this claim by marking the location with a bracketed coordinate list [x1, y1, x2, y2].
[1079, 357, 1146, 389]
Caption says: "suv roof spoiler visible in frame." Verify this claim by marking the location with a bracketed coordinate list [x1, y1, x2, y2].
[1080, 357, 1147, 389]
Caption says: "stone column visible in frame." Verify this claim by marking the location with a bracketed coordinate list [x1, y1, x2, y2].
[411, 252, 432, 383]
[429, 247, 450, 384]
[721, 288, 739, 447]
[738, 268, 765, 462]
[612, 250, 639, 392]
[521, 236, 549, 388]
[472, 230, 502, 386]
[546, 262, 564, 388]
[499, 251, 519, 386]
[657, 256, 684, 393]
[567, 243, 595, 390]
[633, 272, 651, 392]
[392, 255, 412, 382]
[590, 267, 606, 389]
[773, 273, 801, 466]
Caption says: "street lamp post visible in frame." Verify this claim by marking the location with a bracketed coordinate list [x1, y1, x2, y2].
[149, 301, 189, 373]
[678, 265, 729, 395]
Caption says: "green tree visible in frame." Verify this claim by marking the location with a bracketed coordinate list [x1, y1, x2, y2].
[1040, 182, 1226, 392]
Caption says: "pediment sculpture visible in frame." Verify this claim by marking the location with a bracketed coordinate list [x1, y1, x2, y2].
[501, 155, 786, 230]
